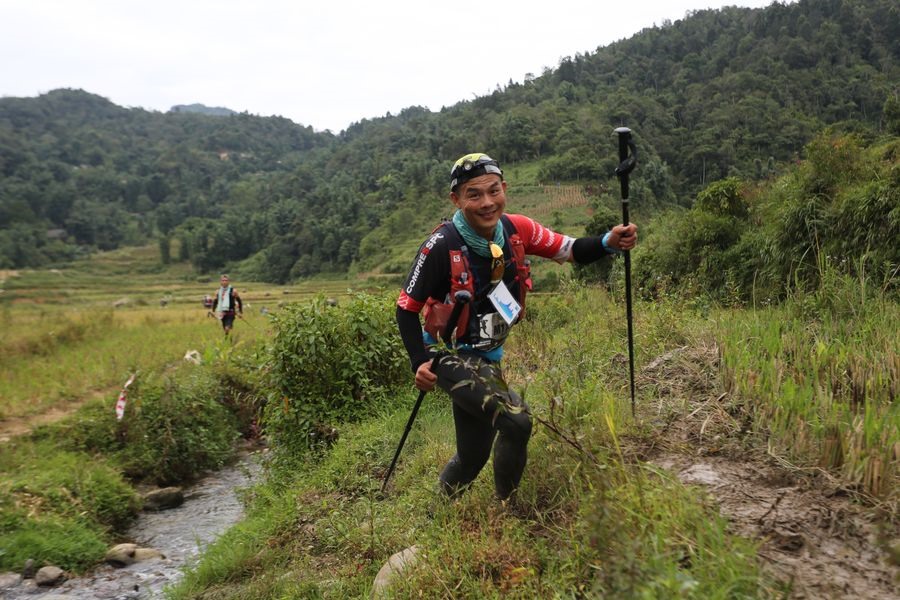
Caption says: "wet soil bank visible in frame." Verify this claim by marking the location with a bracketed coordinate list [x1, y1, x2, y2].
[639, 343, 899, 599]
[653, 453, 898, 599]
[4, 451, 260, 600]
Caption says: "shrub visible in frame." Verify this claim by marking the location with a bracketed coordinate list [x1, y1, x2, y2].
[0, 513, 107, 573]
[116, 366, 238, 485]
[262, 293, 408, 462]
[0, 443, 139, 572]
[32, 359, 253, 486]
[767, 135, 899, 294]
[635, 204, 748, 301]
[572, 203, 619, 286]
[693, 177, 748, 219]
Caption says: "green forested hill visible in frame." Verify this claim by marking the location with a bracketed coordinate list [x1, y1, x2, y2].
[1, 0, 897, 281]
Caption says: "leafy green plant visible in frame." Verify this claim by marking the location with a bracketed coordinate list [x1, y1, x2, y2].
[0, 442, 139, 573]
[766, 134, 899, 295]
[32, 364, 242, 486]
[635, 201, 748, 302]
[572, 203, 619, 286]
[694, 177, 748, 219]
[262, 293, 408, 466]
[719, 263, 899, 499]
[116, 366, 238, 484]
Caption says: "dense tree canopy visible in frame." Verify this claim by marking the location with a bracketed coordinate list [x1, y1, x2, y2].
[1, 0, 897, 279]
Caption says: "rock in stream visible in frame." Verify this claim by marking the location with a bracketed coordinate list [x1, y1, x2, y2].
[1, 451, 260, 599]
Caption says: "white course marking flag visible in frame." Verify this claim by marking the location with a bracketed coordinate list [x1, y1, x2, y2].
[115, 373, 137, 421]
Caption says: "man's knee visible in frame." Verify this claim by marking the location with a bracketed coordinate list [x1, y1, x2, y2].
[498, 407, 531, 444]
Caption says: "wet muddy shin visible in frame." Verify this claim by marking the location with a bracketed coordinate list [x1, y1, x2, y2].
[434, 354, 531, 500]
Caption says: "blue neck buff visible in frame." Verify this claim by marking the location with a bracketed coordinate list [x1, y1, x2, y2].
[452, 210, 504, 258]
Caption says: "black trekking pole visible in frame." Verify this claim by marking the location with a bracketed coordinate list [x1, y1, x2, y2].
[614, 127, 637, 417]
[381, 289, 472, 493]
[238, 313, 257, 331]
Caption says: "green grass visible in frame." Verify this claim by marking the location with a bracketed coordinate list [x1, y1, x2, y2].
[167, 401, 763, 599]
[0, 307, 232, 419]
[0, 439, 140, 572]
[3, 234, 895, 594]
[0, 344, 264, 573]
[0, 242, 383, 420]
[0, 247, 367, 574]
[165, 286, 771, 599]
[719, 277, 900, 500]
[165, 270, 897, 598]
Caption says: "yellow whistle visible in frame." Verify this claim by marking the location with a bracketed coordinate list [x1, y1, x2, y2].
[489, 242, 504, 286]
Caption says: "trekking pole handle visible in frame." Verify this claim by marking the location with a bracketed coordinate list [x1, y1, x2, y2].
[614, 127, 637, 201]
[442, 290, 472, 345]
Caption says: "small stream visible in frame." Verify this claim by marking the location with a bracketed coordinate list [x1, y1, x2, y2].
[5, 451, 261, 600]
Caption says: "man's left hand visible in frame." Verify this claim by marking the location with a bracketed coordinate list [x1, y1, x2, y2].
[608, 223, 638, 251]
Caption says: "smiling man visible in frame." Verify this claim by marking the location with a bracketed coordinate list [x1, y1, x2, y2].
[396, 152, 637, 502]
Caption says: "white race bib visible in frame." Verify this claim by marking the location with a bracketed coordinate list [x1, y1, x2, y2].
[487, 280, 521, 326]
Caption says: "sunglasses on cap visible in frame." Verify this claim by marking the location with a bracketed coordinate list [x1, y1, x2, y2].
[450, 153, 503, 191]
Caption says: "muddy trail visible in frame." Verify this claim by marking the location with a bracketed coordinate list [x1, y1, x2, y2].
[0, 400, 90, 443]
[4, 341, 897, 598]
[633, 343, 899, 599]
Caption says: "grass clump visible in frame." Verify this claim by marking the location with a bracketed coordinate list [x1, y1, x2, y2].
[720, 266, 900, 501]
[0, 441, 139, 573]
[0, 512, 108, 574]
[167, 401, 763, 599]
[261, 292, 408, 468]
[115, 366, 239, 484]
[166, 290, 766, 599]
[36, 361, 246, 486]
[1, 341, 264, 573]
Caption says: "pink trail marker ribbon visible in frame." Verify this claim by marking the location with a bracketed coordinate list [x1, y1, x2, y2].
[115, 373, 137, 421]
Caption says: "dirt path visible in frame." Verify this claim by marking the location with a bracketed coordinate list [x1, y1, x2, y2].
[0, 389, 110, 443]
[0, 406, 79, 443]
[635, 343, 899, 599]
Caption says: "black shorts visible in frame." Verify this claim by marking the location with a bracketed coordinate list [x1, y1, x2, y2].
[221, 313, 236, 328]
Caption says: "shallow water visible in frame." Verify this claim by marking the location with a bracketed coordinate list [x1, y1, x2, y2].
[4, 451, 260, 599]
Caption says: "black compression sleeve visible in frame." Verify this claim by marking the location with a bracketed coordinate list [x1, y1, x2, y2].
[396, 306, 433, 373]
[572, 236, 607, 264]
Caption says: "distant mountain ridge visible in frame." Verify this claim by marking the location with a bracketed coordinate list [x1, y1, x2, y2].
[169, 103, 237, 116]
[0, 0, 897, 281]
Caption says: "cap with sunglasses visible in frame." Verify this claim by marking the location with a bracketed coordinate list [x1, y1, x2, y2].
[450, 153, 503, 191]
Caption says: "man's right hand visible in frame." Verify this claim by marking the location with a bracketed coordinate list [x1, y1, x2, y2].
[415, 359, 437, 392]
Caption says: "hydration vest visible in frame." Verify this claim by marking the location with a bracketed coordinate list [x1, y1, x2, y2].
[423, 215, 532, 345]
[216, 286, 236, 314]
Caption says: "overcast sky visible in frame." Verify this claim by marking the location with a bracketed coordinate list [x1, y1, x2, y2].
[1, 0, 783, 133]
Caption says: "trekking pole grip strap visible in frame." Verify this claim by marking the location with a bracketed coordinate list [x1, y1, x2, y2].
[441, 290, 472, 345]
[614, 127, 637, 201]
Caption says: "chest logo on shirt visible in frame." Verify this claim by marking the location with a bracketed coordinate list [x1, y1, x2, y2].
[406, 232, 444, 293]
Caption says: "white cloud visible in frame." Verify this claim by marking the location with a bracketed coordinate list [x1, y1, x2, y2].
[0, 0, 785, 132]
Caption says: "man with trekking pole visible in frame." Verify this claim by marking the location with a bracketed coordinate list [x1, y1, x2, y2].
[391, 151, 637, 502]
[210, 274, 243, 336]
